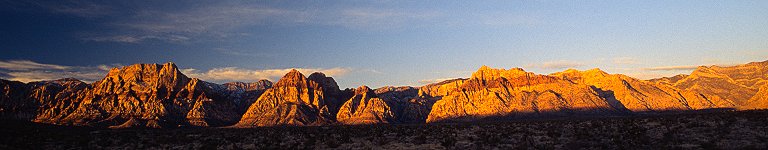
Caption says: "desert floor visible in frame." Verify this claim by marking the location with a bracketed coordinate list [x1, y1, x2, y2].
[2, 110, 767, 149]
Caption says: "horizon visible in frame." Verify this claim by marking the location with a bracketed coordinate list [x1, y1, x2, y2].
[1, 1, 767, 88]
[1, 59, 766, 89]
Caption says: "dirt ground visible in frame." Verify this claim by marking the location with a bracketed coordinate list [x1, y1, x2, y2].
[1, 110, 767, 149]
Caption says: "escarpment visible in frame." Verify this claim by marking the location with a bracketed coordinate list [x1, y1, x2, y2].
[1, 60, 766, 127]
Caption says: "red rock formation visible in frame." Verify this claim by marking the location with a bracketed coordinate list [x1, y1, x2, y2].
[48, 63, 246, 127]
[552, 68, 735, 112]
[2, 62, 270, 128]
[336, 86, 395, 124]
[1, 60, 765, 127]
[660, 61, 768, 106]
[426, 66, 617, 123]
[236, 69, 333, 127]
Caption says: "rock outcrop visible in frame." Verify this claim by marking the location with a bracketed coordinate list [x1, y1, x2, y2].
[417, 79, 466, 98]
[308, 72, 352, 120]
[222, 80, 273, 112]
[1, 63, 272, 128]
[48, 63, 249, 127]
[655, 61, 768, 106]
[426, 66, 618, 123]
[336, 86, 395, 124]
[552, 68, 735, 112]
[236, 70, 333, 127]
[1, 60, 766, 127]
[745, 84, 768, 109]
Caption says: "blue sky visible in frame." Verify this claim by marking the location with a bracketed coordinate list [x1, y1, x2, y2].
[1, 0, 767, 88]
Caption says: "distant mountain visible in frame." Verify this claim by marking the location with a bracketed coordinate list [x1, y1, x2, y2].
[650, 60, 768, 108]
[1, 63, 271, 128]
[552, 68, 735, 112]
[1, 60, 766, 127]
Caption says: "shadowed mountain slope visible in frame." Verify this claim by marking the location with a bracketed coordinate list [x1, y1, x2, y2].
[1, 60, 766, 127]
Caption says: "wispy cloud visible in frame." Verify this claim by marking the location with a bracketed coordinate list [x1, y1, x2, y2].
[181, 67, 351, 83]
[47, 2, 440, 44]
[612, 57, 639, 65]
[417, 78, 460, 85]
[642, 65, 700, 71]
[0, 60, 353, 84]
[214, 48, 276, 57]
[527, 60, 584, 70]
[0, 60, 71, 70]
[623, 72, 677, 80]
[0, 60, 121, 83]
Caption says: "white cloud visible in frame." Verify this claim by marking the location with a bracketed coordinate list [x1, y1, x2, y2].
[0, 60, 121, 83]
[642, 65, 700, 71]
[181, 67, 351, 83]
[0, 60, 353, 84]
[0, 60, 71, 70]
[623, 72, 676, 80]
[528, 60, 584, 70]
[417, 78, 460, 85]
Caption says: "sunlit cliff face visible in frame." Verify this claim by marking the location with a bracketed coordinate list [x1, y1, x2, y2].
[0, 60, 766, 127]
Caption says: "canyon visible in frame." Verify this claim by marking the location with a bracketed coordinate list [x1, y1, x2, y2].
[1, 60, 766, 127]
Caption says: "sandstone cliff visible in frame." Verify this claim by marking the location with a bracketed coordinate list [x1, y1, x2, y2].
[1, 60, 766, 127]
[336, 86, 395, 124]
[552, 69, 735, 112]
[656, 61, 768, 106]
[1, 63, 272, 128]
[236, 70, 333, 127]
[426, 66, 618, 123]
[50, 63, 250, 127]
[745, 84, 768, 109]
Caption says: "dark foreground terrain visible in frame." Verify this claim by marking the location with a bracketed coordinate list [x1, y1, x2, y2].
[1, 110, 767, 149]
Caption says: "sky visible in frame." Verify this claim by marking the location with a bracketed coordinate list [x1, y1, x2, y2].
[0, 0, 767, 88]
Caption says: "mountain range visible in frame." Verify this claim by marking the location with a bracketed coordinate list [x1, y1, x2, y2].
[1, 61, 766, 128]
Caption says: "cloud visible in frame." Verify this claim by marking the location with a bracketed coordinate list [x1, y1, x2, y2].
[29, 1, 440, 43]
[214, 48, 275, 57]
[47, 2, 112, 18]
[417, 78, 460, 85]
[0, 60, 71, 70]
[181, 67, 351, 83]
[82, 35, 190, 43]
[0, 60, 121, 83]
[0, 60, 354, 84]
[612, 57, 639, 65]
[528, 60, 584, 70]
[623, 72, 676, 80]
[642, 65, 700, 71]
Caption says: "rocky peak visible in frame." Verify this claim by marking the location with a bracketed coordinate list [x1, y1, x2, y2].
[274, 69, 311, 88]
[102, 62, 189, 84]
[336, 85, 394, 124]
[354, 86, 376, 97]
[471, 65, 530, 81]
[236, 69, 330, 126]
[308, 72, 341, 94]
[223, 80, 273, 91]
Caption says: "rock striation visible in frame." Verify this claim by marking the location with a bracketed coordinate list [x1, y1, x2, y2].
[653, 61, 768, 106]
[425, 66, 618, 123]
[1, 63, 272, 128]
[235, 70, 335, 127]
[1, 60, 766, 127]
[336, 86, 395, 124]
[552, 68, 736, 112]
